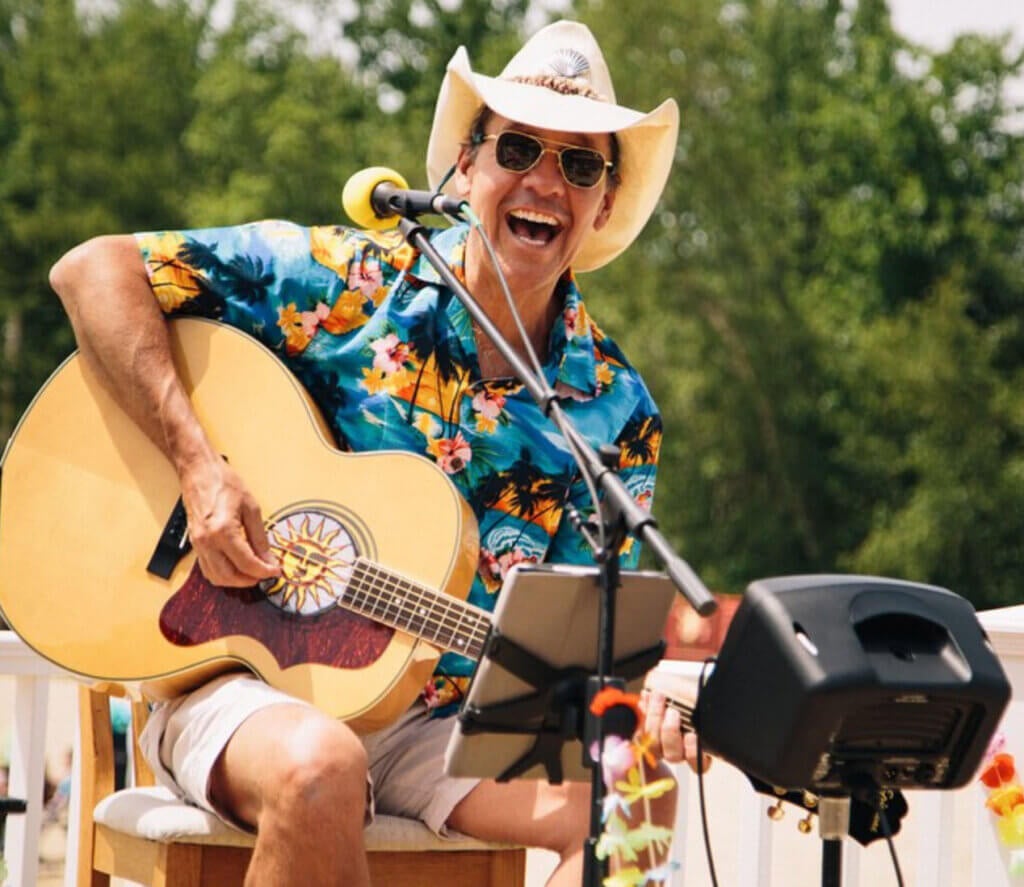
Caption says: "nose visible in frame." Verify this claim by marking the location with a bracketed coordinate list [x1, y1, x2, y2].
[522, 148, 566, 194]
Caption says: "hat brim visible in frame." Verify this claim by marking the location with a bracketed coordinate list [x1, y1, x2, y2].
[427, 46, 679, 272]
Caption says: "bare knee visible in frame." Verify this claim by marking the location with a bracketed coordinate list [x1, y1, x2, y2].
[262, 716, 368, 825]
[213, 706, 367, 832]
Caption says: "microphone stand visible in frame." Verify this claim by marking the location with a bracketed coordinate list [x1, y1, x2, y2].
[393, 214, 716, 886]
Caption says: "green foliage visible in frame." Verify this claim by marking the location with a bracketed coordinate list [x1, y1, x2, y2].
[339, 0, 532, 186]
[0, 0, 1021, 608]
[581, 0, 1024, 606]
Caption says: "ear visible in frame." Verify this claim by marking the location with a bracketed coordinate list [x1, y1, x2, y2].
[592, 186, 617, 232]
[452, 145, 475, 199]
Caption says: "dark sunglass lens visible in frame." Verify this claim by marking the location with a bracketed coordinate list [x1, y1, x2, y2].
[497, 132, 542, 171]
[562, 149, 605, 187]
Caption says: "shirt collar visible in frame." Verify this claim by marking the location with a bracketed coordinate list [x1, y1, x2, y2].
[407, 224, 469, 287]
[408, 224, 598, 398]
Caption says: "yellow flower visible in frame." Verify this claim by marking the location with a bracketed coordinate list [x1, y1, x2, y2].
[413, 412, 439, 438]
[278, 303, 311, 355]
[310, 227, 357, 275]
[601, 867, 646, 887]
[141, 232, 202, 312]
[596, 362, 614, 387]
[614, 768, 676, 805]
[988, 785, 1024, 817]
[383, 367, 415, 395]
[475, 414, 498, 434]
[323, 290, 369, 335]
[360, 367, 387, 394]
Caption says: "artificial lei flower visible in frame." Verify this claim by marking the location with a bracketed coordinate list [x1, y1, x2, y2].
[589, 687, 678, 886]
[979, 733, 1024, 876]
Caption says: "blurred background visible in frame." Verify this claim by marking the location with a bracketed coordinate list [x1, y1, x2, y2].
[2, 0, 1023, 630]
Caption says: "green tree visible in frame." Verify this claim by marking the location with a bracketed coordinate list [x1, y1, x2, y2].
[0, 0, 210, 435]
[339, 0, 532, 186]
[580, 0, 1024, 607]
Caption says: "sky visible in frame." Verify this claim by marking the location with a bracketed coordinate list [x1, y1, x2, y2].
[888, 0, 1024, 50]
[888, 0, 1024, 116]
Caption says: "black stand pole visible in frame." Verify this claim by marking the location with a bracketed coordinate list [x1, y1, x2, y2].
[582, 451, 626, 887]
[393, 215, 716, 886]
[817, 796, 851, 887]
[822, 840, 843, 887]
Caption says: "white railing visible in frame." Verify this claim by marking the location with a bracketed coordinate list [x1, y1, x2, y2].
[0, 632, 69, 887]
[3, 604, 1024, 886]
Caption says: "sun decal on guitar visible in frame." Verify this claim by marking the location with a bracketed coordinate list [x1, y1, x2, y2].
[262, 506, 362, 615]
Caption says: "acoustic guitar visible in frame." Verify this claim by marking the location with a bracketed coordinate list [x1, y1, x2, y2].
[0, 317, 483, 732]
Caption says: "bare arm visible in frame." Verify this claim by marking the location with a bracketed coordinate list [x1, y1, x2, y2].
[49, 235, 279, 586]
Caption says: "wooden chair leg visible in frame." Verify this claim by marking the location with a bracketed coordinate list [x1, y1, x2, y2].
[155, 842, 202, 887]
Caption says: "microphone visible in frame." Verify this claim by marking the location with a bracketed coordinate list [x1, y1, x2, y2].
[342, 166, 466, 230]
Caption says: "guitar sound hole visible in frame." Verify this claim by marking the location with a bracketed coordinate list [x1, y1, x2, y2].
[262, 508, 358, 616]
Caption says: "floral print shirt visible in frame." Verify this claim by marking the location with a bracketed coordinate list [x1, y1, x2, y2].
[135, 220, 662, 715]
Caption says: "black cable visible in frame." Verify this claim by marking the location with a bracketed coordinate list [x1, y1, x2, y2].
[877, 802, 905, 887]
[695, 657, 720, 887]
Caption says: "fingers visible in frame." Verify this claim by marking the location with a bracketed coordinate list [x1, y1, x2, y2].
[194, 519, 280, 587]
[240, 495, 280, 572]
[683, 731, 713, 775]
[643, 689, 685, 763]
[181, 462, 280, 588]
[641, 688, 714, 773]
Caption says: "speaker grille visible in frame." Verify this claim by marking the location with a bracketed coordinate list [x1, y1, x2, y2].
[834, 700, 963, 755]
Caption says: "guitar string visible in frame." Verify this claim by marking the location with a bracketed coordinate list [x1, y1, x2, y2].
[345, 560, 490, 656]
[269, 540, 490, 654]
[665, 698, 696, 731]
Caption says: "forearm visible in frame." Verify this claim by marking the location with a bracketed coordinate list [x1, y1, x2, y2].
[49, 234, 217, 474]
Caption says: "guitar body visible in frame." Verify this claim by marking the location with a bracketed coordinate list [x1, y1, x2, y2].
[0, 318, 479, 731]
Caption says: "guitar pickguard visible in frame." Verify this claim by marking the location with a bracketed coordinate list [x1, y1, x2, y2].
[159, 564, 394, 670]
[159, 503, 393, 671]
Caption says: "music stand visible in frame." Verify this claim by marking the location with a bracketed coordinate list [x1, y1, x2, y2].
[444, 563, 675, 784]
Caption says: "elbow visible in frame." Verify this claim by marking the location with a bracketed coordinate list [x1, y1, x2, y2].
[49, 239, 93, 309]
[49, 234, 142, 311]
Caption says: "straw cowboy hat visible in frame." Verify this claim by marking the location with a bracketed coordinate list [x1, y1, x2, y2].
[426, 20, 679, 272]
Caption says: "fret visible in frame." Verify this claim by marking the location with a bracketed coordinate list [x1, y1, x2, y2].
[665, 697, 696, 731]
[343, 558, 490, 658]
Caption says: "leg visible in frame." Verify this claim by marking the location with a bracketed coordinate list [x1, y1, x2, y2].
[447, 778, 591, 887]
[210, 703, 371, 887]
[447, 760, 677, 887]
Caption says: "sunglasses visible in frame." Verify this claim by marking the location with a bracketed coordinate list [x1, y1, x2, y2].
[482, 130, 614, 189]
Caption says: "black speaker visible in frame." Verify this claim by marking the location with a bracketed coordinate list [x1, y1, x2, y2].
[694, 575, 1011, 793]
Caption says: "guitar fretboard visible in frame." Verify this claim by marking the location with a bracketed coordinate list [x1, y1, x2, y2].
[341, 558, 490, 660]
[665, 696, 696, 732]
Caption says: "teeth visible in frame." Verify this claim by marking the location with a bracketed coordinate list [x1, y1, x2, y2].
[509, 208, 559, 226]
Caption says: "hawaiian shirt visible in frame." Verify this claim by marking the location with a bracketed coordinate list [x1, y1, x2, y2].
[135, 220, 662, 715]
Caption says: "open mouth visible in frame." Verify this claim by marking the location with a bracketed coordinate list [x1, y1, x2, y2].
[506, 208, 562, 246]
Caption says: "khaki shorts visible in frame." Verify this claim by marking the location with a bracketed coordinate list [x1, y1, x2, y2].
[139, 672, 480, 835]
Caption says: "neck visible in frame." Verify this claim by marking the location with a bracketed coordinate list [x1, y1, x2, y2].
[464, 238, 564, 379]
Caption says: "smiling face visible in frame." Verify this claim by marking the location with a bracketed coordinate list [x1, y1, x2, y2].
[454, 111, 618, 305]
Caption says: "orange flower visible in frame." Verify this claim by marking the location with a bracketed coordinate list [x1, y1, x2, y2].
[590, 687, 643, 722]
[987, 785, 1024, 817]
[981, 753, 1017, 788]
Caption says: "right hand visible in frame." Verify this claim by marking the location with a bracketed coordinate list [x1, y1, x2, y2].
[179, 455, 281, 587]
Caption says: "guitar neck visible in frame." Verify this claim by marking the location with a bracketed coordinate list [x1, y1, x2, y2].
[665, 696, 696, 733]
[344, 558, 490, 660]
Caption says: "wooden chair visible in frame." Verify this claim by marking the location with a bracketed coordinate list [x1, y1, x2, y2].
[76, 683, 526, 886]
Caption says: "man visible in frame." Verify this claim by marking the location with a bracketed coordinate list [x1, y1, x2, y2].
[50, 19, 697, 886]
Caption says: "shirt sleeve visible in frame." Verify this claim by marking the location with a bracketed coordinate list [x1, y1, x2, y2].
[133, 221, 413, 358]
